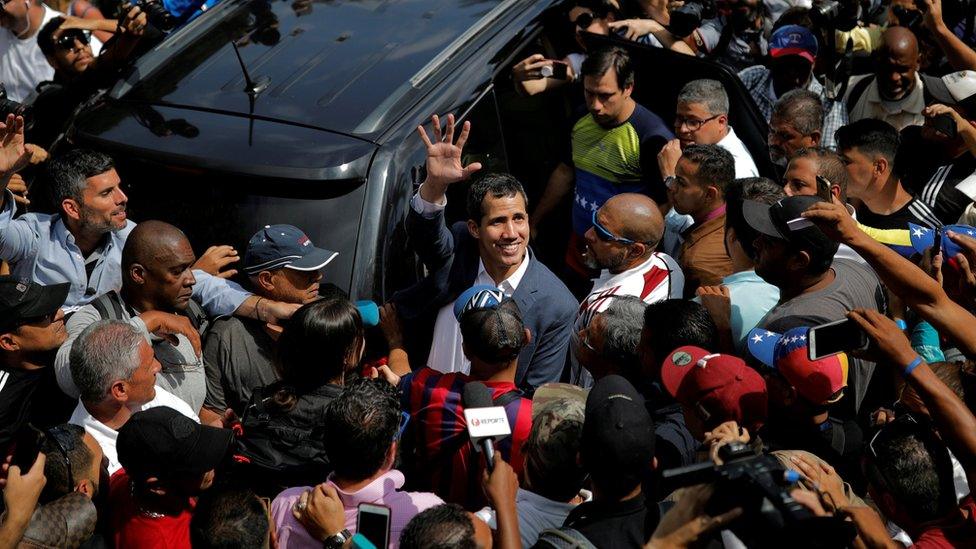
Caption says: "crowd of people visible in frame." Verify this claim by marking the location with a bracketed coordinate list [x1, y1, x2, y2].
[3, 0, 976, 547]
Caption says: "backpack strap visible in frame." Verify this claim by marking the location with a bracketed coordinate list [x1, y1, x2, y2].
[184, 298, 209, 337]
[90, 291, 126, 321]
[846, 74, 875, 113]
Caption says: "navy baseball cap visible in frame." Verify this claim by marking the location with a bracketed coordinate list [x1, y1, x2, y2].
[0, 277, 69, 332]
[243, 225, 338, 275]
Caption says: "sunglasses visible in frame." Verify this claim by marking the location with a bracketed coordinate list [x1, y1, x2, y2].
[591, 210, 637, 245]
[867, 412, 924, 460]
[572, 11, 595, 29]
[56, 30, 90, 51]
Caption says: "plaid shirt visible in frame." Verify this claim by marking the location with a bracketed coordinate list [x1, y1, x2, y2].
[737, 65, 848, 150]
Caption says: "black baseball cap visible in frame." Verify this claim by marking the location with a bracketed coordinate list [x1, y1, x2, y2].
[117, 407, 234, 481]
[0, 277, 69, 332]
[581, 375, 655, 479]
[743, 195, 839, 263]
[243, 224, 338, 275]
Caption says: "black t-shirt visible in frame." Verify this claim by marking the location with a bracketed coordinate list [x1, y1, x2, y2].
[561, 494, 658, 549]
[899, 126, 976, 226]
[0, 366, 75, 453]
[856, 197, 943, 230]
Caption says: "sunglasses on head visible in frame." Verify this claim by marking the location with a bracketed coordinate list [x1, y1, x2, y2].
[56, 30, 90, 50]
[572, 11, 595, 29]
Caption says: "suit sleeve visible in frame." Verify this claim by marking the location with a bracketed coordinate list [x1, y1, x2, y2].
[392, 203, 459, 320]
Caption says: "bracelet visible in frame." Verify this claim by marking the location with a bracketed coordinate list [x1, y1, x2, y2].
[903, 356, 923, 378]
[895, 319, 908, 330]
[255, 297, 265, 323]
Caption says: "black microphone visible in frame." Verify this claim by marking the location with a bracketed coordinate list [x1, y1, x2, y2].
[462, 381, 497, 473]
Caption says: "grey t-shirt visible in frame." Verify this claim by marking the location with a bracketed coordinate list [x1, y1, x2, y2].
[203, 316, 279, 414]
[759, 259, 887, 415]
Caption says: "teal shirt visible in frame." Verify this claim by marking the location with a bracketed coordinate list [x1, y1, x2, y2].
[694, 270, 780, 354]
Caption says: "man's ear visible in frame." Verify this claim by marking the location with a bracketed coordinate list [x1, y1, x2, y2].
[790, 250, 813, 272]
[523, 327, 532, 346]
[77, 478, 94, 497]
[467, 219, 480, 240]
[109, 379, 128, 402]
[717, 113, 729, 127]
[255, 271, 276, 293]
[809, 130, 822, 147]
[874, 156, 890, 177]
[61, 198, 82, 222]
[129, 263, 147, 285]
[830, 185, 843, 202]
[705, 184, 721, 204]
[651, 456, 658, 471]
[0, 333, 19, 352]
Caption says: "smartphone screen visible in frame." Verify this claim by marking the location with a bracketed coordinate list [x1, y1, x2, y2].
[12, 425, 45, 472]
[357, 503, 391, 548]
[550, 61, 569, 80]
[808, 318, 868, 360]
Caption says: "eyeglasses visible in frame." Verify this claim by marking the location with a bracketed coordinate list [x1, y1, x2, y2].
[591, 210, 636, 245]
[675, 114, 721, 132]
[867, 412, 923, 460]
[571, 11, 595, 29]
[56, 30, 90, 52]
[394, 411, 410, 441]
[45, 425, 75, 491]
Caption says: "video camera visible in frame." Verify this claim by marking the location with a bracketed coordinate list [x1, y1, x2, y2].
[810, 0, 863, 32]
[0, 84, 32, 126]
[663, 443, 856, 548]
[668, 0, 717, 38]
[132, 0, 177, 32]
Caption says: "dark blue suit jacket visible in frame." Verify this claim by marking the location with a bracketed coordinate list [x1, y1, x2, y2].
[393, 206, 577, 393]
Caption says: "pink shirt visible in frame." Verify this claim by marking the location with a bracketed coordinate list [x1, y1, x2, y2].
[270, 470, 444, 548]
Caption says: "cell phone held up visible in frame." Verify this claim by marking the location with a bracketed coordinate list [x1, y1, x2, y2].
[930, 113, 958, 139]
[807, 318, 869, 361]
[11, 424, 46, 472]
[539, 60, 569, 80]
[356, 503, 391, 548]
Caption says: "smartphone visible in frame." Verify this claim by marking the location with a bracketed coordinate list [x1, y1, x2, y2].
[357, 503, 391, 548]
[930, 113, 958, 139]
[550, 61, 569, 80]
[12, 425, 45, 472]
[807, 318, 869, 361]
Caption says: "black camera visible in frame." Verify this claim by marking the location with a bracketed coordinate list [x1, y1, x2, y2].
[0, 83, 32, 124]
[134, 0, 177, 33]
[663, 443, 856, 547]
[668, 0, 717, 38]
[810, 0, 863, 32]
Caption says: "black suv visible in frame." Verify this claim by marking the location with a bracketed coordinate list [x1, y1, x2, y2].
[64, 0, 771, 300]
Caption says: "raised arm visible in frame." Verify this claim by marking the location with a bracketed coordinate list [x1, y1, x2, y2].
[802, 200, 976, 358]
[923, 0, 976, 71]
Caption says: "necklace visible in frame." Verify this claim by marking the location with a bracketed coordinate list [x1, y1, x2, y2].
[131, 481, 166, 518]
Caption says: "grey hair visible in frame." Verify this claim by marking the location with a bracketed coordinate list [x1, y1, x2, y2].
[677, 79, 729, 116]
[597, 295, 647, 366]
[70, 320, 144, 402]
[773, 89, 824, 136]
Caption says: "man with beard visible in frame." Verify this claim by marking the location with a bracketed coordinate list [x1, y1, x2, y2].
[0, 136, 296, 322]
[846, 27, 927, 131]
[0, 0, 102, 101]
[0, 277, 75, 452]
[54, 221, 213, 416]
[530, 46, 672, 294]
[569, 192, 683, 386]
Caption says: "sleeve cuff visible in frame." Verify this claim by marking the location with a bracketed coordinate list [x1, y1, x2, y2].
[410, 185, 446, 219]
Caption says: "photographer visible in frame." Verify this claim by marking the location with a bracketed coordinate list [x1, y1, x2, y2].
[679, 0, 769, 71]
[31, 5, 148, 148]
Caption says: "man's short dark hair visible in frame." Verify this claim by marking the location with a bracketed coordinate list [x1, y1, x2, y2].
[792, 148, 851, 202]
[581, 46, 634, 89]
[643, 300, 717, 358]
[190, 488, 270, 549]
[773, 90, 823, 137]
[681, 144, 735, 194]
[46, 149, 115, 205]
[37, 16, 66, 58]
[835, 118, 900, 167]
[465, 173, 529, 224]
[459, 299, 527, 365]
[399, 504, 477, 549]
[868, 430, 957, 522]
[39, 424, 92, 504]
[725, 177, 785, 261]
[324, 378, 400, 482]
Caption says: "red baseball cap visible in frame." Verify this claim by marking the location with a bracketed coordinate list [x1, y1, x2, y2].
[661, 346, 768, 431]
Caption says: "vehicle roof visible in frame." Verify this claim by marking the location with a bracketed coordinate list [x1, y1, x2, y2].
[112, 0, 537, 141]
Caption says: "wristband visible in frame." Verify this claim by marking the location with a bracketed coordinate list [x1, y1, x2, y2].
[903, 356, 923, 378]
[894, 319, 907, 330]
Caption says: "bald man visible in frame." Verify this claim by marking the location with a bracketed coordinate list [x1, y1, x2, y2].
[55, 221, 210, 416]
[846, 27, 925, 130]
[569, 193, 685, 386]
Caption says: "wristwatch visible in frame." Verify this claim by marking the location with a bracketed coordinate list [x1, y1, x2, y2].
[663, 175, 676, 189]
[322, 529, 351, 549]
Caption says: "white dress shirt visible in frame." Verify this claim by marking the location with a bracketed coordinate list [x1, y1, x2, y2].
[717, 126, 760, 179]
[410, 190, 530, 375]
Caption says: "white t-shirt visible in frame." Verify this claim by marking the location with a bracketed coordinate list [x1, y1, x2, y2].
[68, 386, 199, 475]
[717, 126, 759, 179]
[0, 5, 102, 101]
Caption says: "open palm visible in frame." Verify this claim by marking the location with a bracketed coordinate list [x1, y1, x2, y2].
[0, 114, 31, 178]
[417, 113, 482, 188]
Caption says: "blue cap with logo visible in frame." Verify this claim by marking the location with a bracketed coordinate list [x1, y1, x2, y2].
[243, 225, 338, 275]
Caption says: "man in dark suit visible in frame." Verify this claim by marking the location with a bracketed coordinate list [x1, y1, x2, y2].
[393, 113, 577, 394]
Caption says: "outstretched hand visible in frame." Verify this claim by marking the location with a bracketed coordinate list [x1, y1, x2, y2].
[800, 199, 861, 245]
[416, 113, 481, 204]
[0, 114, 31, 183]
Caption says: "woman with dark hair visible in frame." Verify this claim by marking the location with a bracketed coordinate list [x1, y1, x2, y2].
[230, 297, 365, 496]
